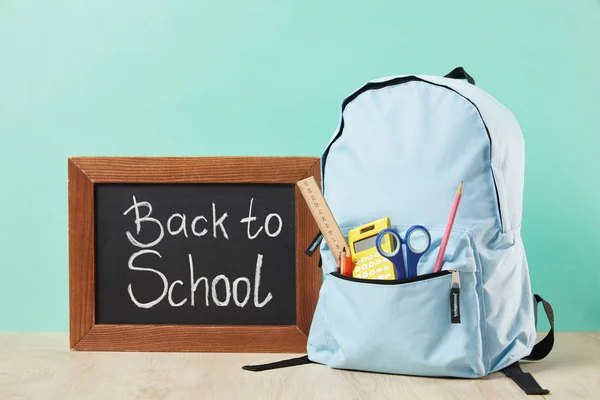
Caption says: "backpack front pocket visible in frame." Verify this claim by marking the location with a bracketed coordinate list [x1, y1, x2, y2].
[308, 242, 486, 378]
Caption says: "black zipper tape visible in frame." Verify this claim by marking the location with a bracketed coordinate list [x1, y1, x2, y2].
[321, 76, 503, 230]
[305, 232, 323, 257]
[330, 270, 451, 285]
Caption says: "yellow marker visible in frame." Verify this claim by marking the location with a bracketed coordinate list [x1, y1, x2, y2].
[348, 217, 396, 280]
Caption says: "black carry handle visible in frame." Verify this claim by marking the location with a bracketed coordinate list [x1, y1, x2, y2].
[444, 67, 476, 85]
[502, 294, 555, 395]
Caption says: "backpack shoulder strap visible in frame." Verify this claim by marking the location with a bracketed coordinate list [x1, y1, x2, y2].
[502, 294, 555, 395]
[242, 355, 313, 372]
[243, 295, 556, 396]
[502, 362, 549, 395]
[525, 294, 555, 361]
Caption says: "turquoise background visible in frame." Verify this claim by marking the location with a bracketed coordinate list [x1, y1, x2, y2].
[1, 1, 599, 332]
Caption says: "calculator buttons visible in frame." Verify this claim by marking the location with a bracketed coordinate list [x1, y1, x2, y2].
[355, 260, 360, 265]
[362, 264, 368, 270]
[362, 271, 369, 278]
[369, 262, 375, 268]
[368, 255, 374, 260]
[385, 273, 392, 279]
[369, 270, 376, 276]
[384, 265, 390, 271]
[361, 257, 367, 262]
[354, 266, 361, 273]
[376, 260, 382, 265]
[377, 267, 383, 273]
[375, 253, 381, 257]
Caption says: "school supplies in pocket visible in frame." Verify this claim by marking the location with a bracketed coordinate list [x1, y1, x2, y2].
[376, 225, 431, 279]
[347, 217, 396, 280]
[434, 182, 463, 273]
[244, 67, 555, 396]
[297, 176, 349, 266]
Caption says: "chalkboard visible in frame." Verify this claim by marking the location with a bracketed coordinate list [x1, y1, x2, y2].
[68, 157, 321, 352]
[95, 183, 296, 325]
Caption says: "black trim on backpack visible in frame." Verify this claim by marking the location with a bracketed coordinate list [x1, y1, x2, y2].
[242, 355, 313, 372]
[502, 294, 554, 395]
[320, 70, 505, 231]
[444, 67, 476, 85]
[331, 270, 450, 285]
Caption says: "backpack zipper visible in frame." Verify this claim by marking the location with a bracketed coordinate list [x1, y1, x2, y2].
[321, 76, 503, 231]
[450, 270, 461, 324]
[330, 270, 450, 285]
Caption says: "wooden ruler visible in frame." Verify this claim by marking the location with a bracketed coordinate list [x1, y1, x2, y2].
[297, 176, 349, 258]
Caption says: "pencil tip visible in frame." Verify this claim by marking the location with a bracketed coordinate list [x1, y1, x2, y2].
[458, 182, 463, 195]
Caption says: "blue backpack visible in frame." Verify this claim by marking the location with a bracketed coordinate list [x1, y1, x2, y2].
[244, 67, 554, 396]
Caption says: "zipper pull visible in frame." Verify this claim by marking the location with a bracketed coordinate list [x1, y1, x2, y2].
[450, 271, 461, 324]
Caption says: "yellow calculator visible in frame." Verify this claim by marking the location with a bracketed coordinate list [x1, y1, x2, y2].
[348, 217, 396, 280]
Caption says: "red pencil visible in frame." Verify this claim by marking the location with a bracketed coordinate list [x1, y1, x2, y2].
[345, 256, 352, 277]
[433, 182, 463, 273]
[342, 248, 352, 276]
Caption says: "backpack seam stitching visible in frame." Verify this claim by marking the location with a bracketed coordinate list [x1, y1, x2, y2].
[503, 224, 521, 234]
[477, 263, 491, 375]
[470, 233, 492, 375]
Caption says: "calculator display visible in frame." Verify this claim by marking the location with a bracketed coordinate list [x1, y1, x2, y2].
[353, 235, 385, 253]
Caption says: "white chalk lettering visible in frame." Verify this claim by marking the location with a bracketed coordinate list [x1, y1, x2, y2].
[167, 213, 188, 238]
[127, 249, 168, 309]
[212, 203, 229, 239]
[253, 254, 272, 308]
[125, 253, 274, 309]
[232, 277, 251, 307]
[264, 213, 283, 237]
[240, 198, 263, 239]
[211, 275, 231, 306]
[123, 196, 164, 248]
[191, 216, 208, 237]
[168, 280, 187, 307]
[189, 254, 209, 306]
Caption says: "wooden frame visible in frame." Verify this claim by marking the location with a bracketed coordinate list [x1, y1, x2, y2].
[69, 157, 322, 352]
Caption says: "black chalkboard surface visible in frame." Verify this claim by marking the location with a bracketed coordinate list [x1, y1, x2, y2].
[95, 183, 296, 325]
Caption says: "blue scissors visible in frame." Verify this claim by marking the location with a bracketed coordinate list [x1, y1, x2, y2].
[375, 225, 431, 279]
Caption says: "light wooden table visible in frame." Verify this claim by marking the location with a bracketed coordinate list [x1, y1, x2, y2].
[0, 332, 598, 399]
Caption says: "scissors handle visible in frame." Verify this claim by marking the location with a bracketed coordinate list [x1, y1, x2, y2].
[405, 225, 431, 278]
[375, 228, 406, 279]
